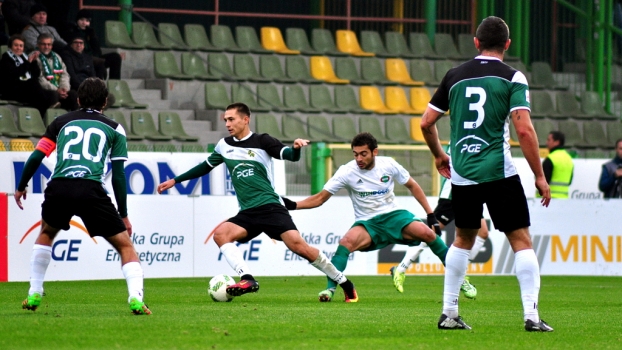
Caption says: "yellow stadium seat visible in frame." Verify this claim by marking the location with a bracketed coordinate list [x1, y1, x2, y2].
[385, 87, 420, 115]
[335, 30, 374, 57]
[310, 56, 349, 84]
[359, 86, 398, 114]
[0, 141, 6, 151]
[261, 27, 300, 55]
[409, 117, 425, 142]
[385, 58, 424, 86]
[409, 87, 432, 114]
[10, 138, 35, 151]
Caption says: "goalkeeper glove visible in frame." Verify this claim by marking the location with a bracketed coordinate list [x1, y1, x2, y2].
[281, 196, 297, 210]
[427, 213, 442, 236]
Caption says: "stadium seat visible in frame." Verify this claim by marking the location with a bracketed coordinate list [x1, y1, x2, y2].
[255, 114, 286, 140]
[409, 33, 442, 60]
[105, 21, 140, 49]
[457, 34, 479, 59]
[256, 84, 296, 112]
[332, 115, 358, 141]
[154, 52, 193, 80]
[532, 119, 557, 147]
[385, 117, 417, 144]
[181, 143, 205, 152]
[44, 108, 66, 126]
[0, 141, 5, 151]
[285, 28, 319, 55]
[211, 25, 247, 52]
[334, 57, 368, 85]
[158, 23, 186, 50]
[584, 149, 609, 158]
[259, 55, 296, 83]
[385, 31, 419, 59]
[208, 53, 245, 81]
[283, 85, 321, 113]
[434, 60, 454, 82]
[153, 143, 178, 152]
[336, 30, 374, 57]
[181, 53, 218, 80]
[261, 27, 299, 55]
[0, 107, 31, 137]
[0, 45, 7, 56]
[434, 33, 468, 60]
[131, 111, 172, 141]
[231, 85, 271, 112]
[332, 148, 354, 170]
[530, 90, 565, 119]
[233, 54, 271, 82]
[282, 114, 310, 140]
[132, 22, 167, 50]
[558, 120, 591, 148]
[108, 80, 148, 109]
[360, 57, 398, 86]
[18, 108, 45, 136]
[436, 116, 451, 144]
[384, 87, 420, 114]
[360, 30, 393, 58]
[158, 111, 199, 141]
[556, 91, 591, 119]
[580, 91, 617, 120]
[410, 60, 440, 86]
[581, 120, 609, 148]
[9, 139, 34, 151]
[311, 29, 348, 56]
[127, 142, 150, 152]
[236, 26, 272, 54]
[359, 86, 398, 114]
[310, 56, 349, 84]
[333, 86, 373, 114]
[285, 56, 322, 84]
[359, 116, 391, 143]
[309, 85, 348, 114]
[409, 87, 432, 114]
[606, 121, 622, 145]
[106, 110, 143, 140]
[308, 115, 340, 142]
[531, 62, 569, 90]
[205, 82, 232, 109]
[385, 58, 424, 86]
[507, 60, 528, 74]
[409, 117, 425, 142]
[184, 24, 220, 52]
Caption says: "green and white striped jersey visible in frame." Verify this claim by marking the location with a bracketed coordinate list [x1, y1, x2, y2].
[429, 56, 530, 185]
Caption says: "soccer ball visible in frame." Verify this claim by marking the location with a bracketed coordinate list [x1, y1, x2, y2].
[208, 274, 235, 302]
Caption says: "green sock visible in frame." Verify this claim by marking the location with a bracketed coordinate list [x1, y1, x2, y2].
[427, 236, 448, 266]
[326, 245, 350, 290]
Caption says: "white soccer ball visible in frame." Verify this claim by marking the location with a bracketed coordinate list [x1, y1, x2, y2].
[208, 274, 235, 302]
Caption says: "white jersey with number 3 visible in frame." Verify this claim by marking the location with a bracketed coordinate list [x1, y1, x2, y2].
[323, 156, 411, 221]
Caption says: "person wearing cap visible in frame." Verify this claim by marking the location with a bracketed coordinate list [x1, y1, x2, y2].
[22, 3, 67, 53]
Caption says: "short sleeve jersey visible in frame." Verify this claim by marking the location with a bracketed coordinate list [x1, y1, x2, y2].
[44, 109, 128, 183]
[323, 156, 411, 221]
[207, 132, 290, 211]
[429, 56, 530, 185]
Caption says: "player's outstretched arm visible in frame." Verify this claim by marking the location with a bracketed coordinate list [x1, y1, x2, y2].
[157, 161, 213, 194]
[281, 139, 310, 162]
[420, 108, 451, 178]
[14, 149, 46, 209]
[295, 189, 333, 210]
[404, 178, 441, 235]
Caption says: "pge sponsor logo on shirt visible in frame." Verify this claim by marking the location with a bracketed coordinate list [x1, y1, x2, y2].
[357, 189, 389, 198]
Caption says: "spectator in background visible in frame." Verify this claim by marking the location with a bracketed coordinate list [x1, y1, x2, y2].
[3, 0, 36, 35]
[65, 9, 122, 80]
[0, 34, 56, 117]
[36, 33, 78, 111]
[599, 139, 622, 198]
[542, 131, 574, 198]
[22, 3, 67, 52]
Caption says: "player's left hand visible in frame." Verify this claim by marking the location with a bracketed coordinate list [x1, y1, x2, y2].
[435, 153, 451, 179]
[157, 179, 176, 194]
[426, 213, 442, 236]
[14, 189, 27, 210]
[535, 175, 551, 207]
[122, 216, 133, 236]
[292, 139, 310, 149]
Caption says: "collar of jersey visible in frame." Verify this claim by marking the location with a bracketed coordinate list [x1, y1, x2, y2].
[233, 131, 253, 142]
[475, 55, 501, 61]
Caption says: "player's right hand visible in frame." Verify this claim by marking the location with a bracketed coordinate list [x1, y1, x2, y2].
[435, 153, 451, 179]
[122, 216, 133, 236]
[426, 213, 442, 236]
[157, 179, 176, 194]
[535, 176, 551, 207]
[14, 189, 27, 210]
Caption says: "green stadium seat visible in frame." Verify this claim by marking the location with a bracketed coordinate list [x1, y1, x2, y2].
[556, 91, 591, 120]
[17, 108, 45, 136]
[311, 28, 348, 56]
[233, 54, 271, 83]
[132, 22, 167, 50]
[360, 57, 398, 86]
[332, 115, 358, 141]
[436, 116, 451, 144]
[44, 108, 66, 126]
[158, 23, 186, 50]
[205, 82, 231, 109]
[127, 142, 150, 152]
[130, 111, 172, 141]
[558, 120, 591, 148]
[309, 85, 348, 114]
[255, 114, 286, 140]
[434, 60, 454, 83]
[359, 116, 392, 143]
[153, 143, 178, 152]
[530, 90, 566, 119]
[385, 117, 417, 144]
[282, 114, 310, 141]
[531, 62, 569, 90]
[606, 121, 622, 145]
[0, 107, 31, 137]
[457, 33, 479, 59]
[211, 25, 247, 53]
[285, 56, 322, 84]
[507, 60, 528, 74]
[183, 24, 221, 52]
[532, 119, 557, 147]
[333, 85, 373, 114]
[208, 53, 245, 81]
[181, 143, 205, 152]
[0, 45, 7, 56]
[581, 120, 609, 148]
[285, 28, 319, 55]
[181, 52, 218, 80]
[409, 33, 442, 60]
[154, 52, 193, 80]
[231, 85, 271, 113]
[158, 111, 199, 141]
[332, 148, 353, 170]
[106, 110, 143, 140]
[580, 91, 617, 120]
[584, 149, 609, 158]
[385, 31, 419, 59]
[236, 26, 272, 54]
[259, 55, 296, 83]
[283, 85, 321, 113]
[410, 60, 440, 86]
[105, 21, 140, 49]
[307, 115, 340, 142]
[434, 33, 468, 60]
[360, 30, 394, 58]
[108, 80, 148, 109]
[334, 57, 368, 85]
[257, 84, 296, 112]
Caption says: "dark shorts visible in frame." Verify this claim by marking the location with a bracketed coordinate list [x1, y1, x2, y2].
[41, 179, 127, 238]
[434, 198, 455, 226]
[227, 203, 298, 243]
[452, 175, 530, 233]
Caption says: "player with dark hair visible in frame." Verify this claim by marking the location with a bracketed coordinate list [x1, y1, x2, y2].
[420, 16, 553, 331]
[14, 77, 151, 315]
[157, 102, 358, 302]
[282, 132, 448, 302]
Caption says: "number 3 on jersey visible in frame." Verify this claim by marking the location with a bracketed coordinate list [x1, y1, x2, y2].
[463, 87, 486, 129]
[63, 126, 107, 162]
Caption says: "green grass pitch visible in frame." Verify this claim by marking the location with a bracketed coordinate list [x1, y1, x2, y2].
[1, 276, 621, 349]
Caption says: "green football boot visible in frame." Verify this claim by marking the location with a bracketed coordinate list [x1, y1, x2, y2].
[22, 292, 42, 311]
[390, 266, 405, 293]
[129, 297, 152, 315]
[460, 277, 477, 299]
[318, 288, 335, 302]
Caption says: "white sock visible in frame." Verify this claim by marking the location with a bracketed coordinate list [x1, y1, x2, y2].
[122, 261, 144, 303]
[469, 236, 486, 261]
[29, 244, 52, 295]
[442, 245, 470, 318]
[311, 251, 347, 284]
[397, 243, 427, 273]
[220, 243, 251, 277]
[515, 249, 541, 323]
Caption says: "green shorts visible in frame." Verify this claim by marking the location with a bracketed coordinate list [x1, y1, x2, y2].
[352, 209, 423, 252]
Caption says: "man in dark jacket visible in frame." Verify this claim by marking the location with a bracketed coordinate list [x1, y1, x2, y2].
[599, 139, 622, 198]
